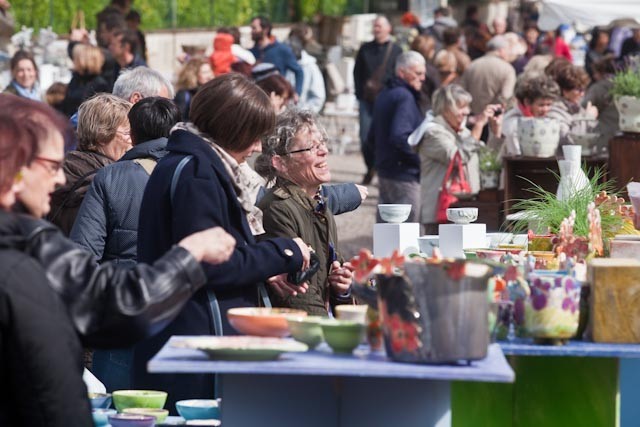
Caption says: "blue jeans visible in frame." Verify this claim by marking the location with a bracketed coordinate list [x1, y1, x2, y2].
[92, 348, 133, 392]
[359, 100, 375, 172]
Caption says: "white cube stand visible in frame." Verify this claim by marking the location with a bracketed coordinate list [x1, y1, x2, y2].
[373, 223, 421, 257]
[438, 224, 487, 258]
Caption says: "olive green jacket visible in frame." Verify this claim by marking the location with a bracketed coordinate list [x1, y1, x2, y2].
[258, 181, 347, 316]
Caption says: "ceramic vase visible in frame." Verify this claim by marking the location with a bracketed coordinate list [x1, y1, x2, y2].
[517, 117, 561, 157]
[615, 95, 640, 133]
[556, 146, 590, 201]
[480, 170, 499, 190]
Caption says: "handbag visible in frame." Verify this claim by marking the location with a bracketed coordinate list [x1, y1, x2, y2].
[436, 151, 471, 223]
[362, 42, 394, 104]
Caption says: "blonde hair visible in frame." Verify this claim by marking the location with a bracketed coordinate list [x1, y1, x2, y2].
[176, 57, 209, 91]
[77, 93, 132, 151]
[72, 44, 105, 76]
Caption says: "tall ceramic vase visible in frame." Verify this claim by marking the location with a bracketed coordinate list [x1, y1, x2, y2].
[557, 146, 590, 201]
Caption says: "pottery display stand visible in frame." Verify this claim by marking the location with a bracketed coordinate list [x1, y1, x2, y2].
[373, 223, 420, 257]
[450, 190, 504, 232]
[438, 224, 487, 258]
[609, 132, 640, 200]
[150, 337, 514, 427]
[452, 340, 640, 427]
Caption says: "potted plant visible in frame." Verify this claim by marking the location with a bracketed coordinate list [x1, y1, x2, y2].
[611, 60, 640, 133]
[478, 146, 502, 190]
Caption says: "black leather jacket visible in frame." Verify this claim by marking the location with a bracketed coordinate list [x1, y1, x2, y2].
[0, 210, 206, 348]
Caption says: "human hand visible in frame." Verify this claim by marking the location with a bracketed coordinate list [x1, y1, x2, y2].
[292, 238, 311, 271]
[178, 227, 236, 264]
[585, 101, 599, 119]
[69, 28, 89, 43]
[267, 273, 309, 297]
[355, 184, 368, 202]
[329, 261, 353, 295]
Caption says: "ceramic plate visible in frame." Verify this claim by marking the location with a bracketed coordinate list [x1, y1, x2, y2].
[172, 336, 308, 361]
[614, 234, 640, 241]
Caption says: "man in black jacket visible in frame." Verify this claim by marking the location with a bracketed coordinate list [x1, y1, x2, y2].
[353, 15, 402, 185]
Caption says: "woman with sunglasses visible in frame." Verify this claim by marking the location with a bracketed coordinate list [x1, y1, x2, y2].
[255, 109, 354, 315]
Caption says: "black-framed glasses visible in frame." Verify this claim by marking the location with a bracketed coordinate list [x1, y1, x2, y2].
[285, 139, 328, 156]
[33, 156, 63, 175]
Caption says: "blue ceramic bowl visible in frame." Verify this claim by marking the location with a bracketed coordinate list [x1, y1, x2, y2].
[88, 392, 112, 409]
[175, 399, 221, 420]
[92, 408, 116, 426]
[108, 413, 155, 427]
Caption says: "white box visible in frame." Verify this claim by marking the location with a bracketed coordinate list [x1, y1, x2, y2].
[438, 224, 487, 258]
[373, 223, 421, 257]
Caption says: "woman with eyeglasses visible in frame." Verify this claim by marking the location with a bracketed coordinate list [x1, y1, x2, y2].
[48, 93, 132, 235]
[255, 109, 354, 315]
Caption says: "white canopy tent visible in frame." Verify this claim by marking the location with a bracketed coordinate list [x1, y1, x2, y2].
[538, 0, 640, 31]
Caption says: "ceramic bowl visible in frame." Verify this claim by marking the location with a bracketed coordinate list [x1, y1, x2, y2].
[517, 117, 561, 157]
[475, 249, 505, 262]
[569, 133, 599, 155]
[334, 305, 368, 324]
[286, 316, 325, 349]
[486, 233, 513, 249]
[92, 408, 117, 426]
[108, 413, 155, 427]
[378, 204, 412, 223]
[417, 235, 439, 256]
[529, 251, 559, 270]
[88, 392, 112, 409]
[112, 390, 167, 413]
[176, 399, 221, 420]
[319, 319, 365, 354]
[523, 273, 581, 339]
[446, 208, 478, 224]
[123, 408, 169, 423]
[512, 234, 529, 247]
[227, 307, 307, 337]
[185, 421, 222, 426]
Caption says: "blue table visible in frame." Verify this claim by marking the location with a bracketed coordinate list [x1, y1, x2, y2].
[149, 337, 514, 427]
[452, 339, 640, 427]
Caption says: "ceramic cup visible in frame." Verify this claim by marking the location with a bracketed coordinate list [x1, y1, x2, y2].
[335, 305, 368, 324]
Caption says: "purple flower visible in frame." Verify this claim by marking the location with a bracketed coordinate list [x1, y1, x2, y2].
[532, 293, 548, 310]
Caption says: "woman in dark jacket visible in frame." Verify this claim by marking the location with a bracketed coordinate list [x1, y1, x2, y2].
[133, 73, 311, 408]
[0, 95, 238, 427]
[61, 44, 111, 117]
[256, 109, 354, 315]
[49, 93, 132, 235]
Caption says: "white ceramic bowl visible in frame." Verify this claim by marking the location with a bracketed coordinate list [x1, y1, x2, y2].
[446, 208, 478, 224]
[518, 117, 560, 157]
[569, 133, 599, 155]
[486, 232, 514, 248]
[334, 305, 368, 324]
[378, 204, 412, 223]
[417, 235, 439, 256]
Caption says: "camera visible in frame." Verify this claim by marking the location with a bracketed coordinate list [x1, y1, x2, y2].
[494, 107, 503, 117]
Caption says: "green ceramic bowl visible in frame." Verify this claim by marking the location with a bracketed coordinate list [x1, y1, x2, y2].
[123, 408, 169, 423]
[320, 319, 365, 354]
[112, 390, 167, 412]
[287, 316, 325, 349]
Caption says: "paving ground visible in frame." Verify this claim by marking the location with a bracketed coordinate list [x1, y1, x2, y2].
[327, 151, 377, 260]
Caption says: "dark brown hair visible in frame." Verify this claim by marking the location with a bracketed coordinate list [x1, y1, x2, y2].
[514, 74, 559, 103]
[555, 64, 590, 91]
[256, 74, 294, 101]
[190, 73, 275, 151]
[0, 115, 36, 195]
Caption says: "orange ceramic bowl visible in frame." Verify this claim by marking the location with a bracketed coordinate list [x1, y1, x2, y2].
[227, 307, 307, 337]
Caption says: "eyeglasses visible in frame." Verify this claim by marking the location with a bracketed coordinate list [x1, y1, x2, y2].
[33, 156, 63, 175]
[285, 139, 328, 156]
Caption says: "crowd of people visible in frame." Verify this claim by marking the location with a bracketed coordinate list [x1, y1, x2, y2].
[0, 0, 638, 424]
[355, 6, 635, 228]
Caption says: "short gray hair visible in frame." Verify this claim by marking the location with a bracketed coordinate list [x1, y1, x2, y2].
[432, 84, 472, 116]
[112, 67, 175, 100]
[395, 51, 426, 74]
[487, 35, 509, 52]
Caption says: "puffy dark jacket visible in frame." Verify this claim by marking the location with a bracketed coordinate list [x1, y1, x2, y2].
[369, 77, 423, 183]
[61, 72, 111, 117]
[0, 209, 206, 425]
[134, 129, 304, 409]
[70, 138, 168, 267]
